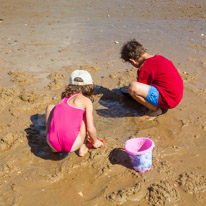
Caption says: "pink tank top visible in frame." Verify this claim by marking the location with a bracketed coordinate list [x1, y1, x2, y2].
[48, 94, 85, 152]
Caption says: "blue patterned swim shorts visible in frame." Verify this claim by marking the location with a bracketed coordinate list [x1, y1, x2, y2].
[146, 86, 159, 107]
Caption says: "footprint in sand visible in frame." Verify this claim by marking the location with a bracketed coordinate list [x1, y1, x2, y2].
[8, 70, 35, 85]
[177, 171, 206, 195]
[106, 183, 144, 204]
[0, 132, 25, 152]
[45, 72, 65, 90]
[146, 180, 180, 205]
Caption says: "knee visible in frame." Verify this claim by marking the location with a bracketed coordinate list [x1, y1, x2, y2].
[128, 81, 140, 95]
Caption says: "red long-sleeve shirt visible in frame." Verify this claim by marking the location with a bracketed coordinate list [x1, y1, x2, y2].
[137, 55, 183, 109]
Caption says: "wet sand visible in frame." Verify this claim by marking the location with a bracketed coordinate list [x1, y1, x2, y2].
[0, 0, 206, 205]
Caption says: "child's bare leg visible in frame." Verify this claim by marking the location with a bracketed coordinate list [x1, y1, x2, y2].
[78, 144, 89, 157]
[45, 104, 55, 133]
[128, 81, 156, 109]
[134, 96, 162, 117]
[128, 81, 162, 118]
[45, 104, 58, 152]
[132, 95, 157, 111]
[70, 121, 88, 157]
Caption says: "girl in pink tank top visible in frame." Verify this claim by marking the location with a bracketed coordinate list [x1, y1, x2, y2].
[45, 70, 104, 156]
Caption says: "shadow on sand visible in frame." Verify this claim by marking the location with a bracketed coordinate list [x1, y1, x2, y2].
[109, 148, 133, 170]
[25, 113, 68, 160]
[95, 86, 147, 118]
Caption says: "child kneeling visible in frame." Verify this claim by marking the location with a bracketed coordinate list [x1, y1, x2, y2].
[45, 70, 103, 156]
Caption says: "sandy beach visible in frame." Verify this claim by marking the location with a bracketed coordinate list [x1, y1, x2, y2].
[0, 0, 206, 205]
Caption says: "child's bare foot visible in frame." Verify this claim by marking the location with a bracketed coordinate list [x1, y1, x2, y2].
[78, 144, 89, 157]
[140, 108, 163, 120]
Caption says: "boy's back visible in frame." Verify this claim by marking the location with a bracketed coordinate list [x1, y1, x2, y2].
[138, 55, 183, 109]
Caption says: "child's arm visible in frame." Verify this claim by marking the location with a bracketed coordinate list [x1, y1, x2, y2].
[84, 97, 103, 148]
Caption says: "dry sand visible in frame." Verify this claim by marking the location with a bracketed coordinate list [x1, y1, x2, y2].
[0, 0, 206, 205]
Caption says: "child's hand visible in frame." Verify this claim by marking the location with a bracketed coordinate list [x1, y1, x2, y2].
[93, 139, 104, 148]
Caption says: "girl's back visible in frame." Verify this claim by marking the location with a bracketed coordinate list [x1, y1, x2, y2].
[67, 93, 87, 110]
[48, 94, 86, 152]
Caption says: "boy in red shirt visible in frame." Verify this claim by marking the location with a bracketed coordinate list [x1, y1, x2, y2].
[121, 39, 183, 118]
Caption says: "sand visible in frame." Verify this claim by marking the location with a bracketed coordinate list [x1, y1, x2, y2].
[0, 0, 206, 205]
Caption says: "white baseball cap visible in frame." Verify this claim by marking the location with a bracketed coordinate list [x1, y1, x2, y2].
[69, 70, 93, 85]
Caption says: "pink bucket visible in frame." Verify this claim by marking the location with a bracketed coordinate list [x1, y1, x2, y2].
[124, 138, 155, 173]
